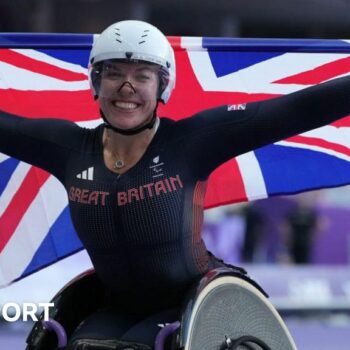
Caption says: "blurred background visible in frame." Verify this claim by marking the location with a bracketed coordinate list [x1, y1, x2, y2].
[1, 0, 350, 349]
[1, 0, 350, 38]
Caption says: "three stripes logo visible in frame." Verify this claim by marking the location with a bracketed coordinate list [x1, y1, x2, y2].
[76, 167, 94, 181]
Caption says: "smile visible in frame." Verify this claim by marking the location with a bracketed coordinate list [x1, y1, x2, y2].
[113, 101, 140, 110]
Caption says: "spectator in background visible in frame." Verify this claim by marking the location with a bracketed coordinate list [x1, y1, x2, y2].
[241, 203, 264, 263]
[283, 199, 320, 264]
[203, 206, 245, 264]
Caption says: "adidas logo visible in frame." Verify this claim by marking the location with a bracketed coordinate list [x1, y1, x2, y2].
[76, 167, 94, 181]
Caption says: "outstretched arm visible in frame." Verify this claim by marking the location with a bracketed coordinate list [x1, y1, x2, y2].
[0, 111, 85, 181]
[173, 75, 350, 178]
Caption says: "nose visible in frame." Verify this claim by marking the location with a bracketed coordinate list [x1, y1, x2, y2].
[117, 81, 137, 94]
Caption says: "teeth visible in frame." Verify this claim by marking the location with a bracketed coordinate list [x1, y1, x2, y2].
[114, 101, 138, 109]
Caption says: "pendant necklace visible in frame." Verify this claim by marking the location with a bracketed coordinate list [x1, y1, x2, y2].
[111, 147, 126, 170]
[114, 158, 125, 169]
[106, 133, 126, 169]
[106, 118, 160, 170]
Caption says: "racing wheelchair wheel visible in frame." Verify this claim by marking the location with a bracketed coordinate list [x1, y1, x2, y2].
[25, 269, 106, 350]
[177, 268, 297, 350]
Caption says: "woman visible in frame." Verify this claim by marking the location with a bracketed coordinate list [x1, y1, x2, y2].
[2, 20, 350, 349]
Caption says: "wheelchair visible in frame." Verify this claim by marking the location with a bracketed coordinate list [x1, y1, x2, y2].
[26, 268, 297, 350]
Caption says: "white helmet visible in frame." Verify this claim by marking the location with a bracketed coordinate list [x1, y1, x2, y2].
[89, 20, 176, 103]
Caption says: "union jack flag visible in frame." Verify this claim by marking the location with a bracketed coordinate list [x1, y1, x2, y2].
[1, 34, 350, 286]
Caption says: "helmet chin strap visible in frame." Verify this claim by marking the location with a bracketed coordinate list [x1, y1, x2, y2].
[100, 106, 158, 136]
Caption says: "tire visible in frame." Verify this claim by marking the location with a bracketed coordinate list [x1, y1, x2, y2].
[183, 275, 297, 350]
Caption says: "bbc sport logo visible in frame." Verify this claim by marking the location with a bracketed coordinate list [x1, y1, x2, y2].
[1, 302, 54, 322]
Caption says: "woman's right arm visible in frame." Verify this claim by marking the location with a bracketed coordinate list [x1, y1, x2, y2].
[0, 110, 84, 180]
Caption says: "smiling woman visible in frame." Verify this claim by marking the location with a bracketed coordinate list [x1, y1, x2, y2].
[88, 20, 175, 137]
[3, 18, 350, 350]
[86, 20, 176, 176]
[98, 62, 160, 132]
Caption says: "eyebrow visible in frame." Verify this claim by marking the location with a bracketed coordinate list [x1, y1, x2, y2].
[135, 66, 158, 73]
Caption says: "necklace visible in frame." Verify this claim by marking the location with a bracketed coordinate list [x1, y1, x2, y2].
[110, 148, 126, 170]
[114, 159, 125, 169]
[105, 134, 126, 169]
[105, 118, 160, 170]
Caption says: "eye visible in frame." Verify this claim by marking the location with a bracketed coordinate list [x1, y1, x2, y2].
[102, 67, 123, 79]
[108, 72, 122, 79]
[137, 70, 158, 83]
[136, 74, 150, 81]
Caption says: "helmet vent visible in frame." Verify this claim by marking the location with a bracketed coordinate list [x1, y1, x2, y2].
[114, 28, 122, 43]
[139, 30, 149, 44]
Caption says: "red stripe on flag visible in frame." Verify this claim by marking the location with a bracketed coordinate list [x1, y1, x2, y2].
[273, 56, 350, 85]
[0, 89, 99, 121]
[159, 41, 278, 119]
[0, 49, 87, 82]
[205, 158, 247, 207]
[331, 115, 350, 127]
[0, 167, 50, 253]
[160, 39, 259, 206]
[287, 134, 350, 157]
[167, 36, 182, 49]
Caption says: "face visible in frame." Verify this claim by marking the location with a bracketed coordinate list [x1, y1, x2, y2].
[98, 61, 159, 130]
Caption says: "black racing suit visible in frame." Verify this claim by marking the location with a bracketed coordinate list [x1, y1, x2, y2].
[1, 76, 350, 345]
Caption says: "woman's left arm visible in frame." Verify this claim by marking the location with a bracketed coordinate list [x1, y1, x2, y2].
[177, 75, 350, 178]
